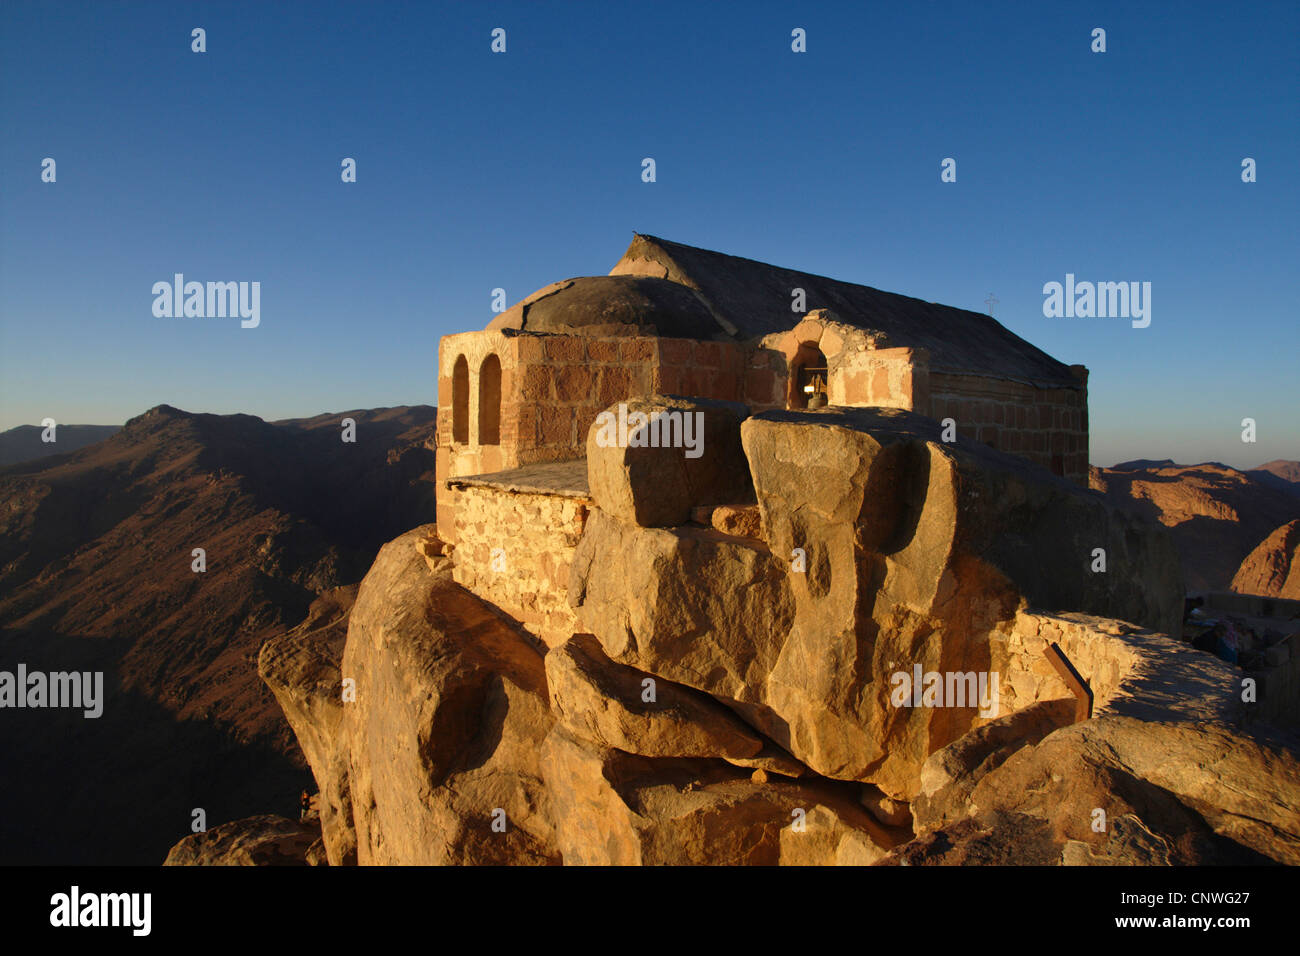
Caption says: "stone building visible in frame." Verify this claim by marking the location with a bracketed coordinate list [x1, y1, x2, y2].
[239, 240, 1299, 870]
[436, 234, 1089, 491]
[434, 235, 1092, 646]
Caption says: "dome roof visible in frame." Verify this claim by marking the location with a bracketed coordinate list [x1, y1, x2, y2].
[486, 275, 724, 338]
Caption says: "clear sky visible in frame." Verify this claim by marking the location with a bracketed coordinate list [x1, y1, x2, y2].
[2, 1, 1296, 468]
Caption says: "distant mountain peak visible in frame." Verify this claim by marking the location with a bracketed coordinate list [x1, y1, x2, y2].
[1251, 460, 1300, 486]
[1110, 458, 1178, 471]
[127, 404, 193, 425]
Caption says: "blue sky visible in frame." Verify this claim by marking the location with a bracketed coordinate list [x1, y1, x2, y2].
[1, 0, 1296, 467]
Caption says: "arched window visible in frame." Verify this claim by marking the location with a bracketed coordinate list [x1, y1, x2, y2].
[788, 343, 829, 409]
[478, 354, 501, 445]
[452, 355, 469, 443]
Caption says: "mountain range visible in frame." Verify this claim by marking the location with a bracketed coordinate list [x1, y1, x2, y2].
[0, 424, 121, 467]
[1091, 459, 1300, 593]
[0, 405, 436, 863]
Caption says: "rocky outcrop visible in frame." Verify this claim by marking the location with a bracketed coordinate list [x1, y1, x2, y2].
[1090, 460, 1300, 591]
[252, 401, 1296, 866]
[257, 585, 359, 865]
[259, 524, 561, 866]
[257, 521, 903, 865]
[572, 405, 1188, 799]
[1231, 519, 1300, 599]
[541, 730, 903, 865]
[163, 814, 321, 866]
[585, 395, 752, 527]
[340, 526, 559, 865]
[545, 633, 765, 760]
[886, 716, 1300, 865]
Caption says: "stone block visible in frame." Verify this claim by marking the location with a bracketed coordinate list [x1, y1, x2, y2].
[586, 395, 752, 528]
[711, 503, 762, 539]
[520, 365, 552, 401]
[619, 339, 656, 364]
[658, 338, 694, 365]
[544, 336, 584, 363]
[587, 339, 620, 363]
[555, 366, 596, 403]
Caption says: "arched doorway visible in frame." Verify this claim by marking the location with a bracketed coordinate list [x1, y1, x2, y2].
[478, 354, 501, 445]
[788, 343, 829, 409]
[452, 355, 469, 443]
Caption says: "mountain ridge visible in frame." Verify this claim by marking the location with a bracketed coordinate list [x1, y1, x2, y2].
[1090, 459, 1300, 592]
[0, 403, 437, 863]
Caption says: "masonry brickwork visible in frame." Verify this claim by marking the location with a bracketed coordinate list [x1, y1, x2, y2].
[437, 237, 1094, 520]
[929, 369, 1090, 484]
[438, 324, 1089, 489]
[440, 479, 591, 647]
[994, 610, 1242, 725]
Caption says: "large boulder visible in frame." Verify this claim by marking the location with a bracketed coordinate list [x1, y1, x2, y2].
[569, 508, 797, 739]
[258, 585, 359, 866]
[742, 407, 1184, 640]
[572, 406, 1191, 799]
[545, 632, 765, 760]
[586, 395, 752, 527]
[541, 729, 903, 865]
[262, 525, 562, 865]
[163, 814, 321, 866]
[340, 527, 559, 865]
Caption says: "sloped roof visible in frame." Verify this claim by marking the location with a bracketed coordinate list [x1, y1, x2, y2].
[610, 234, 1080, 387]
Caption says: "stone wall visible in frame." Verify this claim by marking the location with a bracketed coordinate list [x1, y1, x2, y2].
[742, 347, 788, 411]
[441, 481, 590, 647]
[834, 346, 929, 410]
[510, 334, 660, 468]
[753, 313, 1089, 486]
[928, 369, 1089, 483]
[438, 330, 661, 483]
[654, 337, 749, 406]
[440, 331, 771, 486]
[436, 329, 514, 481]
[438, 322, 1090, 489]
[993, 609, 1242, 724]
